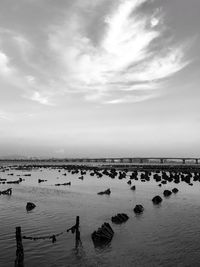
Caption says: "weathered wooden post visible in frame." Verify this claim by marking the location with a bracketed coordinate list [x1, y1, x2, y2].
[75, 216, 80, 248]
[15, 226, 24, 267]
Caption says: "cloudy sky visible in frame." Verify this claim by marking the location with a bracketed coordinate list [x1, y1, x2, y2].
[0, 0, 199, 158]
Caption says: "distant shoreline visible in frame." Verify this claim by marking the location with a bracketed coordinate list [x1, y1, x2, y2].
[0, 160, 200, 172]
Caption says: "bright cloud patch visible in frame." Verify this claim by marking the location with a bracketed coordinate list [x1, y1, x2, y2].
[47, 0, 189, 104]
[0, 51, 13, 76]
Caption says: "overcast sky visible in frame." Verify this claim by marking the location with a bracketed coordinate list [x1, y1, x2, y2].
[0, 0, 199, 158]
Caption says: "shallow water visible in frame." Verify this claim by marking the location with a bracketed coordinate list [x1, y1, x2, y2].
[1, 163, 200, 267]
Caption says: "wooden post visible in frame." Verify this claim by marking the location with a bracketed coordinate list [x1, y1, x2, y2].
[75, 216, 80, 248]
[15, 227, 24, 267]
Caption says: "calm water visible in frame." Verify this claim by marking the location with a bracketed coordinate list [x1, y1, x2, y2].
[1, 163, 200, 267]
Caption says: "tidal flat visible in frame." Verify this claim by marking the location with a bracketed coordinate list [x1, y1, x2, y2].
[1, 162, 200, 267]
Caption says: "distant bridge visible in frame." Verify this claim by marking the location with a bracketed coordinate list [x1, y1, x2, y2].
[1, 157, 199, 164]
[66, 157, 200, 164]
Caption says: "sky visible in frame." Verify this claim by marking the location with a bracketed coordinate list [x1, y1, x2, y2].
[0, 0, 199, 158]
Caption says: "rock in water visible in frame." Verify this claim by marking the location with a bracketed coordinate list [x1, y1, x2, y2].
[111, 213, 129, 224]
[97, 188, 111, 195]
[172, 188, 179, 193]
[26, 202, 36, 211]
[0, 188, 12, 195]
[163, 190, 172, 197]
[152, 195, 162, 204]
[91, 222, 114, 247]
[133, 204, 144, 214]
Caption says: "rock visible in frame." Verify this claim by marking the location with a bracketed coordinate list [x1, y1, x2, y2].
[91, 222, 114, 247]
[38, 179, 47, 183]
[163, 190, 172, 197]
[63, 182, 71, 186]
[0, 188, 12, 195]
[7, 180, 20, 184]
[130, 185, 136, 191]
[152, 195, 162, 204]
[127, 180, 131, 185]
[154, 174, 161, 182]
[97, 188, 111, 195]
[26, 202, 36, 211]
[133, 204, 144, 214]
[172, 188, 179, 193]
[55, 182, 71, 186]
[111, 213, 129, 224]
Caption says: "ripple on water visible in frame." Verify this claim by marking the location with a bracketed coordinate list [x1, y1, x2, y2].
[1, 166, 200, 266]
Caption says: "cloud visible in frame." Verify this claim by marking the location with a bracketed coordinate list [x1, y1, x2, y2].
[0, 110, 12, 121]
[104, 92, 159, 104]
[47, 0, 190, 104]
[0, 0, 191, 105]
[28, 91, 51, 105]
[0, 30, 56, 106]
[0, 51, 13, 76]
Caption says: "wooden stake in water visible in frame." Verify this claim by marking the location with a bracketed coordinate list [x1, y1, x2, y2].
[15, 227, 24, 267]
[75, 216, 80, 248]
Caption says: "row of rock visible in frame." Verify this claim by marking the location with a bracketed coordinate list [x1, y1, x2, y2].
[92, 186, 179, 247]
[152, 188, 179, 204]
